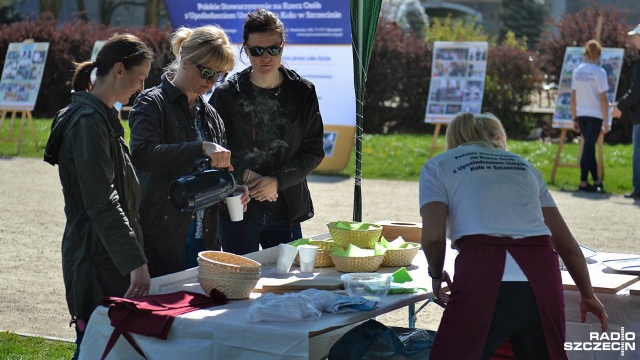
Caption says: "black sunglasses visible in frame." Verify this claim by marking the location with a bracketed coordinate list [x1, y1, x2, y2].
[247, 44, 283, 57]
[193, 63, 227, 82]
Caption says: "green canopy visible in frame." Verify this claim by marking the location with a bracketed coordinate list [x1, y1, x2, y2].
[350, 0, 382, 221]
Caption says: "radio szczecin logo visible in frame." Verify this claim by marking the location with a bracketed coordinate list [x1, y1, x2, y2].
[565, 328, 636, 356]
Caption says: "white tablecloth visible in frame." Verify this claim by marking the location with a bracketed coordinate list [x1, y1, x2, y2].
[79, 247, 432, 360]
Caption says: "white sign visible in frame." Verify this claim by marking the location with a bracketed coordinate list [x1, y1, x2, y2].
[553, 47, 624, 129]
[425, 41, 488, 123]
[565, 328, 636, 356]
[0, 42, 49, 110]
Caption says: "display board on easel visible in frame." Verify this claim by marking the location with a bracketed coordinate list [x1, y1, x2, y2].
[550, 46, 624, 182]
[424, 41, 488, 157]
[0, 40, 49, 154]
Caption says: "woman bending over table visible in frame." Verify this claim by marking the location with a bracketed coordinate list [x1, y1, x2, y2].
[419, 112, 608, 360]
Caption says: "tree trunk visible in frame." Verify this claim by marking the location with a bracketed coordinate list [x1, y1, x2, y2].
[76, 0, 88, 21]
[145, 0, 158, 26]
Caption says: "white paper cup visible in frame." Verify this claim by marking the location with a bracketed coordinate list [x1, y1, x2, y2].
[298, 245, 318, 273]
[277, 243, 298, 273]
[224, 192, 243, 222]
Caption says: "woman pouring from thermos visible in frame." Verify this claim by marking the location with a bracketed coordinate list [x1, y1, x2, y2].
[129, 25, 249, 278]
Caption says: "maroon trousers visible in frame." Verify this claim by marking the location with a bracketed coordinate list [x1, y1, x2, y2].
[429, 235, 568, 360]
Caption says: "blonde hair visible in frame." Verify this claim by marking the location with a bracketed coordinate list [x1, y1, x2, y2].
[446, 112, 508, 150]
[165, 25, 235, 74]
[584, 39, 602, 61]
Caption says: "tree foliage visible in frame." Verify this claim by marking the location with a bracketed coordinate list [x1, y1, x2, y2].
[499, 0, 550, 49]
[363, 19, 431, 134]
[423, 14, 490, 46]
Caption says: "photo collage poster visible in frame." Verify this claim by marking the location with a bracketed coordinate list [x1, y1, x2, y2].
[553, 47, 624, 129]
[0, 42, 49, 110]
[425, 41, 488, 124]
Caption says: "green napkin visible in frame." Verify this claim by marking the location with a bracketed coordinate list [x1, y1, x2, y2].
[392, 267, 413, 283]
[332, 247, 348, 256]
[400, 242, 419, 249]
[290, 238, 311, 247]
[335, 221, 372, 230]
[373, 243, 387, 256]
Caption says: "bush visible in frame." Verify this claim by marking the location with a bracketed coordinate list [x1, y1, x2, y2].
[483, 34, 542, 137]
[363, 19, 431, 134]
[0, 14, 172, 117]
[537, 3, 640, 144]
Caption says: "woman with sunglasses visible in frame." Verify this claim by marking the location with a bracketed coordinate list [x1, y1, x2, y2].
[129, 25, 249, 277]
[209, 8, 324, 255]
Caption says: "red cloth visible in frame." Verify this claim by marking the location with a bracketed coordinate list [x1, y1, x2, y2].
[99, 290, 227, 360]
[429, 235, 567, 360]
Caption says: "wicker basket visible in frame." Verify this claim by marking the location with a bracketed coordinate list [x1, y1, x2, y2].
[380, 243, 421, 267]
[330, 254, 385, 273]
[327, 222, 383, 249]
[294, 248, 334, 268]
[197, 251, 261, 273]
[198, 274, 259, 299]
[198, 267, 261, 280]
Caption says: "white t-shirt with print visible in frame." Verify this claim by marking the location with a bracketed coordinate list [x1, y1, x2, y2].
[571, 62, 609, 119]
[419, 144, 557, 281]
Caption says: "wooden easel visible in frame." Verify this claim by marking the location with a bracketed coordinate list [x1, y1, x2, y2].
[550, 127, 605, 183]
[0, 108, 39, 155]
[429, 123, 445, 158]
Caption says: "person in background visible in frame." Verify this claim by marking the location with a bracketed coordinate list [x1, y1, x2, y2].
[420, 112, 608, 359]
[613, 22, 640, 199]
[129, 25, 248, 277]
[43, 34, 153, 360]
[571, 39, 609, 193]
[209, 8, 325, 255]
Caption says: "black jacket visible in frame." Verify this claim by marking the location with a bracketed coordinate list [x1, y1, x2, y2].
[44, 91, 146, 321]
[129, 74, 226, 277]
[617, 56, 640, 125]
[210, 66, 324, 226]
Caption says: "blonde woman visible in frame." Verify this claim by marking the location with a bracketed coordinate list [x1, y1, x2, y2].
[420, 113, 608, 359]
[129, 25, 248, 277]
[571, 39, 610, 192]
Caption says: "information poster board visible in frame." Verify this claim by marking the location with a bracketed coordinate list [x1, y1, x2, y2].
[553, 47, 624, 129]
[425, 41, 488, 123]
[0, 42, 49, 110]
[163, 0, 354, 171]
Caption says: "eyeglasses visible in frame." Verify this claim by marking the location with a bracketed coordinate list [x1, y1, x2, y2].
[193, 63, 227, 82]
[246, 44, 283, 57]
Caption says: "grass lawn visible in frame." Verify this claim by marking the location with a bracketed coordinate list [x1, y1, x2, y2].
[0, 332, 74, 359]
[1, 119, 634, 194]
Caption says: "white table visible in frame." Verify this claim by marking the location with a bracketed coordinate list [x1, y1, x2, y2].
[79, 246, 433, 360]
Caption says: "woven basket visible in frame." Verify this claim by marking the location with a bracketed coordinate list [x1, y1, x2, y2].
[198, 267, 261, 280]
[327, 222, 383, 249]
[198, 274, 259, 299]
[380, 243, 421, 267]
[294, 248, 334, 268]
[198, 251, 261, 273]
[330, 254, 385, 273]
